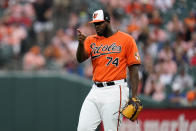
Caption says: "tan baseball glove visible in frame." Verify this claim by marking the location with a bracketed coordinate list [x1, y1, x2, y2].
[121, 97, 143, 121]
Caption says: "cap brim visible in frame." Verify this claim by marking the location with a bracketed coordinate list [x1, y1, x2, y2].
[89, 20, 105, 23]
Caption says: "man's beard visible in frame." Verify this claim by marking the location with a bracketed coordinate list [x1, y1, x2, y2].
[97, 26, 108, 36]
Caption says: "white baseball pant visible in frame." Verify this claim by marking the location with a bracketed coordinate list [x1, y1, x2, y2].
[77, 79, 129, 131]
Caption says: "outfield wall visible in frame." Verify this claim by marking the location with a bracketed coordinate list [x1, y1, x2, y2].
[0, 71, 91, 131]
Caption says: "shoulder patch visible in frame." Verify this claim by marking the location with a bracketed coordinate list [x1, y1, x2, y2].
[135, 52, 140, 60]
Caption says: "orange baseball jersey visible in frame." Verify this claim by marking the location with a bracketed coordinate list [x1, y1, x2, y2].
[84, 31, 141, 82]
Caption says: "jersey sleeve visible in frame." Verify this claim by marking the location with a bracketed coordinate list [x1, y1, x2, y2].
[84, 36, 91, 57]
[125, 36, 141, 65]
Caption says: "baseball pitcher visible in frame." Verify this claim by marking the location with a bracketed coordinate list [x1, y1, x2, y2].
[76, 9, 142, 131]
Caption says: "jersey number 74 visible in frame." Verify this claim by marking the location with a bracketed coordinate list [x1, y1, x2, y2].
[106, 57, 119, 67]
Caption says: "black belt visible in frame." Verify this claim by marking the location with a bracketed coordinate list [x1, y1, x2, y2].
[94, 79, 127, 87]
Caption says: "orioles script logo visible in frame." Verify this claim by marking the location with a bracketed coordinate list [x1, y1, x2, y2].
[90, 43, 121, 59]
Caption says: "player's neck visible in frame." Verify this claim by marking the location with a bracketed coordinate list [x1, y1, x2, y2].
[103, 28, 115, 38]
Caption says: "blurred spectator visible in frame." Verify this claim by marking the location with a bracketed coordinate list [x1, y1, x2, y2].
[190, 49, 196, 66]
[141, 0, 154, 17]
[125, 1, 143, 14]
[186, 89, 196, 106]
[126, 1, 149, 39]
[167, 14, 183, 34]
[23, 45, 45, 70]
[149, 9, 162, 26]
[140, 53, 154, 93]
[168, 82, 186, 106]
[6, 3, 34, 28]
[158, 44, 174, 61]
[0, 2, 35, 58]
[187, 32, 196, 64]
[54, 0, 69, 9]
[144, 71, 166, 102]
[155, 58, 177, 86]
[50, 29, 74, 65]
[32, 0, 53, 46]
[49, 28, 85, 76]
[149, 25, 168, 49]
[184, 11, 196, 33]
[155, 0, 175, 12]
[172, 67, 194, 90]
[0, 19, 27, 56]
[145, 38, 158, 60]
[44, 44, 64, 70]
[156, 44, 177, 86]
[1, 0, 9, 8]
[172, 33, 189, 67]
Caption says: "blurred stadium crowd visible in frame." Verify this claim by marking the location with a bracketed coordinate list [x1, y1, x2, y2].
[0, 0, 196, 107]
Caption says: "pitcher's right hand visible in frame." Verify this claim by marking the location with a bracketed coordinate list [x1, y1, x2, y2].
[77, 29, 87, 44]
